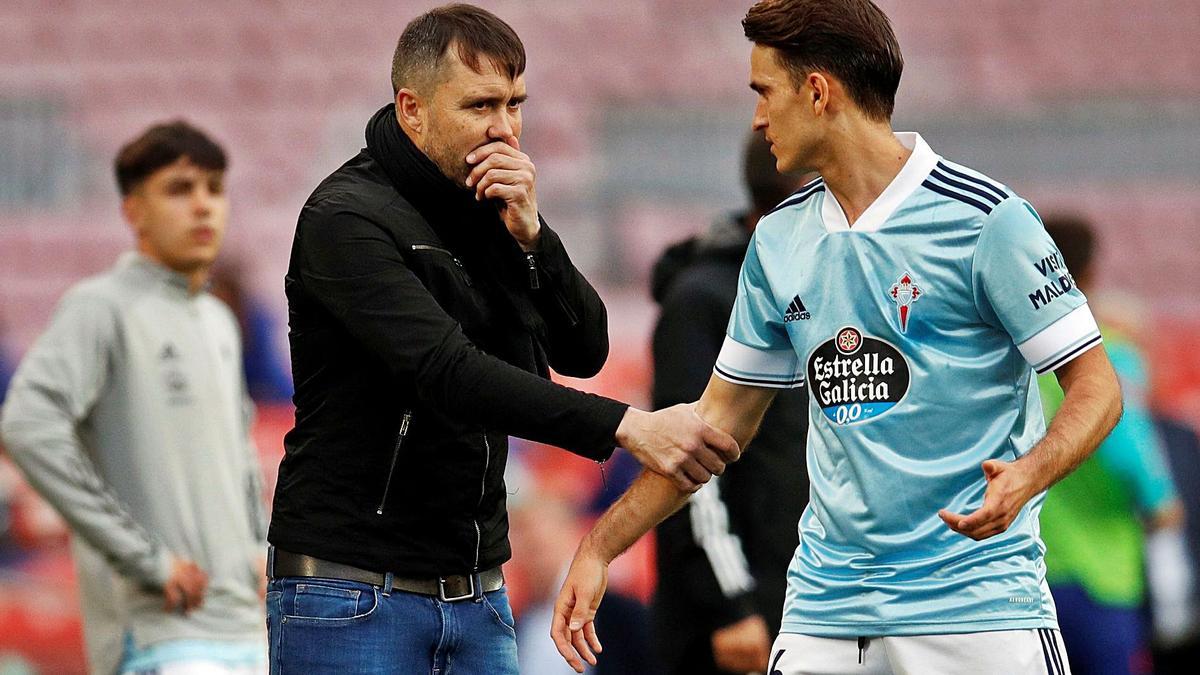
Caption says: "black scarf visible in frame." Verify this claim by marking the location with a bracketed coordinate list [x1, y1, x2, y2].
[364, 104, 544, 344]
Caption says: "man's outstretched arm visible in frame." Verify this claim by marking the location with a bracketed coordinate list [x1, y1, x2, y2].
[551, 375, 777, 673]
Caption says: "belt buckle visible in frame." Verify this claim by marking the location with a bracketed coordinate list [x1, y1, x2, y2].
[437, 574, 475, 602]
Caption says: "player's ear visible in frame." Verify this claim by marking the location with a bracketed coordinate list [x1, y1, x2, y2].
[809, 73, 830, 116]
[396, 88, 426, 135]
[121, 192, 144, 231]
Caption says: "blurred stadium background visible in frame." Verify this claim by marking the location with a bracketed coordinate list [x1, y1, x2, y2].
[0, 0, 1198, 672]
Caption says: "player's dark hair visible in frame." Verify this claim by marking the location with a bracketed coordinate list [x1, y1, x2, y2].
[743, 0, 903, 121]
[391, 3, 526, 94]
[114, 120, 227, 196]
[742, 131, 798, 215]
[1042, 214, 1097, 279]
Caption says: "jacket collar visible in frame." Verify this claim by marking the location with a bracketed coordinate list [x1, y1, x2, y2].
[364, 104, 511, 258]
[117, 252, 200, 297]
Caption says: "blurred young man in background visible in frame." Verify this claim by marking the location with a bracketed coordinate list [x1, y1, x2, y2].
[649, 132, 808, 675]
[554, 1, 1123, 673]
[1, 121, 267, 675]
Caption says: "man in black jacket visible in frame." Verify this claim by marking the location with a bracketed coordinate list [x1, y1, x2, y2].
[650, 133, 810, 675]
[265, 4, 740, 673]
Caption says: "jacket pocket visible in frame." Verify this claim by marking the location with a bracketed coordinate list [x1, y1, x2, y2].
[376, 410, 413, 516]
[412, 243, 472, 286]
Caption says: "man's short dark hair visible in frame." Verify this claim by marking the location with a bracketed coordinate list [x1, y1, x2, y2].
[391, 3, 526, 94]
[114, 120, 227, 196]
[1042, 214, 1097, 279]
[743, 0, 903, 121]
[743, 131, 797, 215]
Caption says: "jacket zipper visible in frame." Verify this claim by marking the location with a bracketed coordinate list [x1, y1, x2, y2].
[411, 244, 472, 286]
[375, 410, 412, 516]
[474, 431, 490, 570]
[525, 252, 540, 290]
[525, 251, 581, 327]
[411, 244, 452, 255]
[554, 289, 580, 327]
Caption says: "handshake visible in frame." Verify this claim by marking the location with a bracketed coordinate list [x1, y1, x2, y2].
[615, 403, 740, 491]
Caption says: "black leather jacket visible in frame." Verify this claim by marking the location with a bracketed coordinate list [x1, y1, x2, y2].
[268, 105, 626, 577]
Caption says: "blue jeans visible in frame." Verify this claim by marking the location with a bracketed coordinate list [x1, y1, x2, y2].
[266, 576, 518, 674]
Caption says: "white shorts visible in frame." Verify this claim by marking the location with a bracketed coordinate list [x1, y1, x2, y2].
[770, 628, 1071, 675]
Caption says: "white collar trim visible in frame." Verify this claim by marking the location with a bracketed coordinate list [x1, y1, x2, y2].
[820, 132, 939, 233]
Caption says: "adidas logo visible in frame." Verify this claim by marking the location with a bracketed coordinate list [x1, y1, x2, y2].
[784, 295, 810, 322]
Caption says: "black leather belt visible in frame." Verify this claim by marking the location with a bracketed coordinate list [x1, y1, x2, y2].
[269, 548, 504, 602]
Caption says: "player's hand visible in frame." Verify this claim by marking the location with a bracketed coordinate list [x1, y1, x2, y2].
[615, 404, 741, 493]
[465, 131, 540, 250]
[711, 614, 772, 673]
[551, 549, 609, 673]
[938, 459, 1038, 540]
[163, 557, 208, 614]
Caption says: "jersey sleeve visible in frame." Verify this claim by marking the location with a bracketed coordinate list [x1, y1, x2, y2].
[973, 198, 1102, 374]
[713, 233, 804, 388]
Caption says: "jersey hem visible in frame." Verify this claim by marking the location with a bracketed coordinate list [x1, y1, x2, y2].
[780, 616, 1058, 638]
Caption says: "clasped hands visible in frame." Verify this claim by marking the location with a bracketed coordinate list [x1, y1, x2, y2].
[617, 403, 741, 493]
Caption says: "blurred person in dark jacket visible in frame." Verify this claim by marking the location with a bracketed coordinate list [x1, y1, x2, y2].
[649, 132, 810, 675]
[266, 4, 739, 673]
[1153, 414, 1200, 673]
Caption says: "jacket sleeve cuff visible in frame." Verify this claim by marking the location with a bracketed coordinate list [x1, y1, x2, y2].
[529, 217, 569, 282]
[134, 547, 173, 591]
[578, 397, 628, 463]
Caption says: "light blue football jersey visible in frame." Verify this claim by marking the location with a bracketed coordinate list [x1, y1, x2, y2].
[714, 133, 1102, 637]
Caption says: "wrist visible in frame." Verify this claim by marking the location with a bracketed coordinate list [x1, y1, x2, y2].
[614, 407, 645, 449]
[578, 531, 616, 566]
[1011, 454, 1045, 489]
[513, 209, 542, 251]
[515, 230, 540, 251]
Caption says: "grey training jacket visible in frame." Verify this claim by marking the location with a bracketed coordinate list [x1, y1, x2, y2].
[1, 253, 267, 674]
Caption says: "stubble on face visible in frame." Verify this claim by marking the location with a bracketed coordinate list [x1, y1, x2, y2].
[414, 50, 525, 187]
[423, 119, 476, 187]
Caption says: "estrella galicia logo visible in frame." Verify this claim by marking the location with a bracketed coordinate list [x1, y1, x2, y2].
[807, 326, 910, 425]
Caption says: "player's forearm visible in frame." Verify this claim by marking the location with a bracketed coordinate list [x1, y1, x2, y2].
[578, 469, 690, 564]
[1017, 349, 1122, 493]
[580, 377, 778, 563]
[697, 390, 769, 453]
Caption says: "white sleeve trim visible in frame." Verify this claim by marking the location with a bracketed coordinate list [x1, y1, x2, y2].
[713, 336, 804, 388]
[1017, 304, 1103, 374]
[689, 476, 756, 597]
